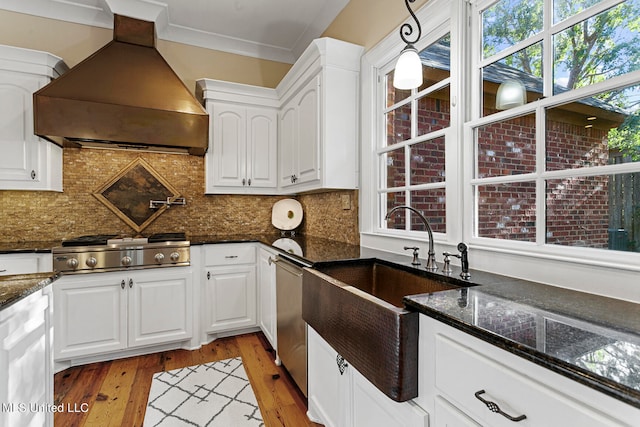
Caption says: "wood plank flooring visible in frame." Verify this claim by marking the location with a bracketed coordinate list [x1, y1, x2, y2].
[54, 332, 322, 427]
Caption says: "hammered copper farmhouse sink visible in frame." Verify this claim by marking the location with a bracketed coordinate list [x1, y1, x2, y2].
[302, 258, 469, 402]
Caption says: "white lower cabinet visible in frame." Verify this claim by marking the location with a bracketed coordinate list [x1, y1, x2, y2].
[203, 244, 257, 333]
[0, 286, 53, 427]
[54, 268, 192, 361]
[308, 326, 428, 427]
[420, 315, 640, 427]
[434, 396, 481, 427]
[257, 246, 277, 349]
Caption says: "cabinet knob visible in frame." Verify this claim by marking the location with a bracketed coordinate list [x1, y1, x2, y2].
[474, 390, 527, 422]
[121, 279, 126, 289]
[31, 170, 36, 180]
[242, 178, 246, 186]
[336, 354, 348, 375]
[129, 278, 133, 288]
[207, 271, 211, 280]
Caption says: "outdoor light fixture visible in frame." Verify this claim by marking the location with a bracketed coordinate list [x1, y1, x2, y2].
[496, 78, 526, 110]
[393, 0, 423, 90]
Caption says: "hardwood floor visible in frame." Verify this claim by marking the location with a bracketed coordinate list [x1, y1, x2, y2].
[54, 333, 322, 427]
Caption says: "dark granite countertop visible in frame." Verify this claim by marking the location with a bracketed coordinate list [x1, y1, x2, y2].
[0, 241, 56, 254]
[190, 233, 362, 264]
[385, 255, 640, 409]
[0, 272, 58, 311]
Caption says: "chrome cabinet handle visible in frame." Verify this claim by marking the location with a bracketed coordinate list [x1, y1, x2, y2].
[225, 255, 238, 259]
[121, 279, 125, 289]
[128, 278, 133, 288]
[474, 390, 526, 422]
[336, 354, 348, 375]
[268, 257, 277, 265]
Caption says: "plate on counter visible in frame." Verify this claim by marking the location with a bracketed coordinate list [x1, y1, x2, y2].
[272, 198, 303, 231]
[273, 238, 303, 256]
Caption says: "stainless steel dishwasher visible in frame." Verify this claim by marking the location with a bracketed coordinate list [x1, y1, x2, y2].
[275, 254, 309, 397]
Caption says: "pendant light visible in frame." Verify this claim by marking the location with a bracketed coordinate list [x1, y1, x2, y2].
[495, 79, 526, 110]
[393, 0, 423, 90]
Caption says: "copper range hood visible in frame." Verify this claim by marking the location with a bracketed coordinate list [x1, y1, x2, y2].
[34, 15, 208, 155]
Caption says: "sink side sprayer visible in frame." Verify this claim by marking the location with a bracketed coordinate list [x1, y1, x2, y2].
[385, 205, 438, 271]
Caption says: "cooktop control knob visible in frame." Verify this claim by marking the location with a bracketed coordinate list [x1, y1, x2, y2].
[86, 256, 97, 268]
[66, 258, 79, 269]
[170, 251, 180, 263]
[154, 253, 165, 264]
[121, 256, 132, 267]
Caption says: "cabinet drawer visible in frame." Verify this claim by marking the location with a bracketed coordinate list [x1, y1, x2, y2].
[0, 254, 41, 276]
[435, 333, 622, 427]
[204, 243, 256, 266]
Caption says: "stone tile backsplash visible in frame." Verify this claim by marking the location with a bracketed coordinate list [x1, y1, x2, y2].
[0, 148, 359, 245]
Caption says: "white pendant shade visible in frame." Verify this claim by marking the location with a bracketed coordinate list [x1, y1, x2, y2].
[496, 78, 526, 110]
[393, 48, 423, 90]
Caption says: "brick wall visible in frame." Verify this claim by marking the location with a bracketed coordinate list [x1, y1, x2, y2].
[385, 95, 612, 247]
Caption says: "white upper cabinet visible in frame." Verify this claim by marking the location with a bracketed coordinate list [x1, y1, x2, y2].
[0, 44, 67, 191]
[277, 38, 364, 194]
[198, 79, 279, 194]
[198, 37, 363, 195]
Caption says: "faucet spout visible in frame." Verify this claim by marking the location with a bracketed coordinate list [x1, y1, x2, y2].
[385, 205, 437, 271]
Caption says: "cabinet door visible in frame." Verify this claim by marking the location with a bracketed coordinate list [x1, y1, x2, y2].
[295, 75, 320, 185]
[435, 396, 482, 427]
[279, 102, 297, 188]
[307, 327, 349, 427]
[128, 269, 193, 348]
[0, 71, 41, 185]
[211, 103, 247, 187]
[0, 289, 52, 427]
[257, 247, 277, 349]
[204, 265, 257, 333]
[53, 274, 127, 360]
[352, 367, 428, 427]
[247, 107, 278, 188]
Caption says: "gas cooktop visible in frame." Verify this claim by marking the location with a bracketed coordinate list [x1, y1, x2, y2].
[54, 232, 189, 274]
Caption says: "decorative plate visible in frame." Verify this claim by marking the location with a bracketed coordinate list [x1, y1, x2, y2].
[271, 199, 303, 231]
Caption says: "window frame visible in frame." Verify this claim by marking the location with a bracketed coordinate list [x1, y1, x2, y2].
[360, 0, 640, 300]
[466, 0, 640, 267]
[363, 0, 463, 244]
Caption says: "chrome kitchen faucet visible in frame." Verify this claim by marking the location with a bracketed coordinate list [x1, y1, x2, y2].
[385, 205, 438, 271]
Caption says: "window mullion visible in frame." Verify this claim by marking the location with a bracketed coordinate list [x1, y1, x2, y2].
[536, 103, 546, 247]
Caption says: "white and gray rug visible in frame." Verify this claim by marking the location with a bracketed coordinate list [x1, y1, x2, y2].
[144, 357, 264, 427]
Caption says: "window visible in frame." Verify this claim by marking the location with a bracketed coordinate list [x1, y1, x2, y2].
[471, 0, 640, 253]
[380, 33, 451, 234]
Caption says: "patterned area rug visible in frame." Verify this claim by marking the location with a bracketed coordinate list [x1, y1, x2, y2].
[144, 357, 264, 426]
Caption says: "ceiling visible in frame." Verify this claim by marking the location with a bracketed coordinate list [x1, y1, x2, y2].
[0, 0, 350, 64]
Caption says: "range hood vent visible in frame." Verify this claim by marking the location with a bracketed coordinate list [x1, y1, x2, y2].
[33, 15, 209, 156]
